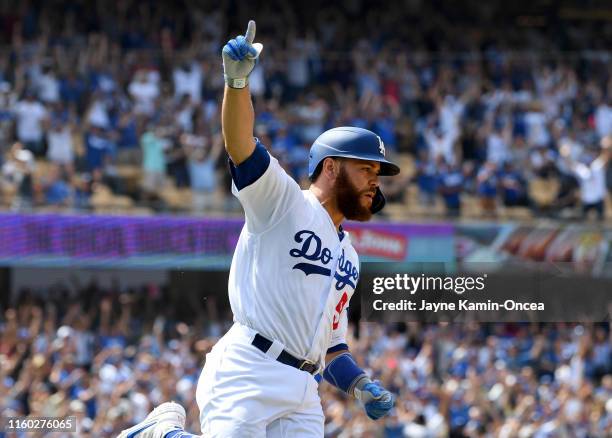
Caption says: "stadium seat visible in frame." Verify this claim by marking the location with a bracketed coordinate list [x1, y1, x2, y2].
[460, 195, 484, 219]
[91, 184, 135, 211]
[115, 165, 143, 193]
[0, 183, 17, 207]
[500, 206, 534, 221]
[159, 186, 193, 211]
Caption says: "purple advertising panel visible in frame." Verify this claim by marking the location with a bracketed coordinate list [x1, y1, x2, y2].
[0, 214, 454, 269]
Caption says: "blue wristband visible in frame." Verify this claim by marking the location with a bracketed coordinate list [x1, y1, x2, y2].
[323, 352, 366, 394]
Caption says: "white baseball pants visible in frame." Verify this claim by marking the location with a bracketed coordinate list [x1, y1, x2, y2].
[196, 322, 324, 437]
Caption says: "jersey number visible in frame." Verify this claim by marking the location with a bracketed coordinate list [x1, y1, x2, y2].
[332, 292, 348, 330]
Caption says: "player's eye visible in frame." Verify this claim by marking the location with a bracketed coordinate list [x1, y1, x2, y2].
[362, 166, 379, 176]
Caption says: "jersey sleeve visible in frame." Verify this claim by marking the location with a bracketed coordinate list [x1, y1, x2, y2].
[327, 307, 349, 353]
[229, 139, 303, 233]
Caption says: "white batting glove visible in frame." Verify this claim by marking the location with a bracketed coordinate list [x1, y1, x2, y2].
[221, 20, 263, 89]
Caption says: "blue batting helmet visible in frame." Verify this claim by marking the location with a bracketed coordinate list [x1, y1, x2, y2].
[308, 127, 400, 214]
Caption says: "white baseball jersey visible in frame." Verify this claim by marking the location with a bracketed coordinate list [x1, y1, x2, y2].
[227, 140, 360, 366]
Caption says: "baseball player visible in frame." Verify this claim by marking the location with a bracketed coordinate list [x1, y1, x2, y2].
[119, 20, 398, 438]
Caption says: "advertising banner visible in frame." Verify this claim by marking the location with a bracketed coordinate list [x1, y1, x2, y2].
[0, 214, 454, 269]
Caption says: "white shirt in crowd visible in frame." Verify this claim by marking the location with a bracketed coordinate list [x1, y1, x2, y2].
[14, 100, 47, 143]
[439, 95, 464, 135]
[129, 77, 160, 116]
[487, 132, 509, 164]
[176, 105, 194, 133]
[38, 72, 60, 103]
[425, 127, 458, 165]
[524, 111, 550, 147]
[173, 63, 203, 103]
[87, 99, 111, 130]
[2, 149, 35, 186]
[47, 126, 74, 165]
[571, 157, 607, 204]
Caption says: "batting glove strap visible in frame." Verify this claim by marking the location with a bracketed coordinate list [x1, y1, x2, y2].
[322, 352, 366, 395]
[354, 378, 395, 421]
[224, 76, 248, 89]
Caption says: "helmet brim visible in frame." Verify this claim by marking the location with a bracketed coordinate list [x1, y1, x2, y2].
[325, 153, 401, 176]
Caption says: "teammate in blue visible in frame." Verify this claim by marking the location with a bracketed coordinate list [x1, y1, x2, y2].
[120, 20, 399, 438]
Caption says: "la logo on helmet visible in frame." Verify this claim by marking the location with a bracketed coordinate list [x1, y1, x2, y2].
[377, 136, 385, 156]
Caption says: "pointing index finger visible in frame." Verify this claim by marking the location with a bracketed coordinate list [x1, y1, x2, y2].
[245, 20, 256, 44]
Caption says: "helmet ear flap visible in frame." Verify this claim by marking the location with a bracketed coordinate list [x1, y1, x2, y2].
[370, 187, 386, 214]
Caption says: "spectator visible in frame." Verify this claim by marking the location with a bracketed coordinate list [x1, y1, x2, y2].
[172, 60, 202, 104]
[415, 149, 437, 206]
[128, 70, 160, 116]
[166, 133, 190, 189]
[37, 64, 61, 104]
[85, 127, 114, 172]
[499, 162, 529, 207]
[140, 125, 170, 198]
[530, 144, 557, 178]
[425, 124, 458, 166]
[477, 161, 499, 216]
[14, 91, 49, 156]
[1, 142, 36, 208]
[187, 134, 223, 212]
[60, 71, 87, 112]
[117, 109, 139, 151]
[271, 123, 298, 161]
[594, 97, 612, 139]
[560, 137, 611, 220]
[0, 82, 17, 153]
[1, 283, 609, 438]
[0, 1, 609, 220]
[436, 157, 463, 217]
[485, 119, 512, 165]
[85, 92, 111, 131]
[43, 164, 73, 207]
[174, 94, 195, 133]
[47, 118, 75, 168]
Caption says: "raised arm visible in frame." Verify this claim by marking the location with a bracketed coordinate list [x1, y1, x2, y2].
[597, 135, 611, 167]
[221, 20, 263, 165]
[219, 23, 303, 233]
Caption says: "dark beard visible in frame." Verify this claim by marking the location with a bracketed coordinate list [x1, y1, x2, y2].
[335, 166, 373, 221]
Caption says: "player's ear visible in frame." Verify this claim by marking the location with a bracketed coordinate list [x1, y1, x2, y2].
[322, 157, 339, 181]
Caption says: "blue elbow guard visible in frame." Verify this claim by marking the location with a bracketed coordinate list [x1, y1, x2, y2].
[323, 352, 366, 394]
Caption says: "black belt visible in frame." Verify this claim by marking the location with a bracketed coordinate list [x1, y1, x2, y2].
[252, 333, 319, 375]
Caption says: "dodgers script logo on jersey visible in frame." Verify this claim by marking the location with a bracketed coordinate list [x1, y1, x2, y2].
[289, 230, 359, 290]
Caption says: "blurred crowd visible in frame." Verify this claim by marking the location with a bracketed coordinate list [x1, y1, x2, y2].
[0, 0, 611, 220]
[0, 281, 610, 437]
